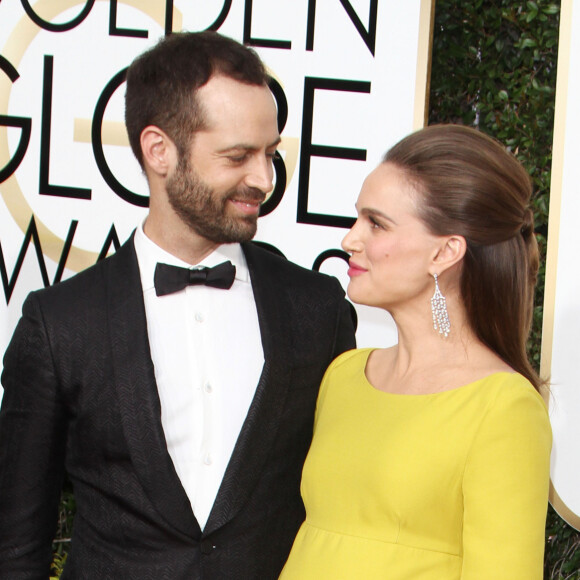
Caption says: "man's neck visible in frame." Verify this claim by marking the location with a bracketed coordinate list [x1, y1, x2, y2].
[142, 215, 220, 266]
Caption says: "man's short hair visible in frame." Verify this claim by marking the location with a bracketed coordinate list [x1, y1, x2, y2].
[125, 31, 269, 167]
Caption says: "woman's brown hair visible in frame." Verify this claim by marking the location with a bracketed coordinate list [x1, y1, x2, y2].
[385, 124, 542, 391]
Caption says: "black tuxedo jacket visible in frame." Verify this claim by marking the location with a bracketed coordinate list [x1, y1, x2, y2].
[0, 237, 355, 579]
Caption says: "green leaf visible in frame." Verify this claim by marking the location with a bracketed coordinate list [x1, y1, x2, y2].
[542, 4, 560, 16]
[518, 38, 538, 49]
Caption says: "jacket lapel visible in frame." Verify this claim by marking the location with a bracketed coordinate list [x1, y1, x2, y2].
[204, 243, 294, 535]
[107, 238, 201, 539]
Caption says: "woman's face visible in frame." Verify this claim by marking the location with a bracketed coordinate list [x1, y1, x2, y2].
[342, 162, 443, 312]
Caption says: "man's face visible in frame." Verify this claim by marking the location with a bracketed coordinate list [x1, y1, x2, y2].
[166, 75, 280, 244]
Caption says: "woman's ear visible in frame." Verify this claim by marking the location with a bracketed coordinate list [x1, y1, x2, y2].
[431, 235, 467, 274]
[140, 126, 176, 177]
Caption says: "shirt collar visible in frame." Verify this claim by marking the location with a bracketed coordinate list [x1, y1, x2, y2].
[134, 221, 250, 292]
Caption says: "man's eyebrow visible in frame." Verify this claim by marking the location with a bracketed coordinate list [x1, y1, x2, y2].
[218, 136, 282, 154]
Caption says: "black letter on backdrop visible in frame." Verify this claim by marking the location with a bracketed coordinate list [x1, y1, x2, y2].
[92, 68, 149, 208]
[0, 114, 31, 183]
[40, 56, 91, 199]
[297, 77, 369, 228]
[97, 224, 122, 261]
[109, 0, 148, 38]
[165, 0, 232, 34]
[260, 76, 288, 217]
[0, 56, 31, 183]
[244, 0, 291, 49]
[0, 217, 78, 303]
[0, 54, 19, 83]
[165, 0, 174, 35]
[306, 0, 377, 55]
[204, 0, 233, 32]
[312, 248, 349, 272]
[21, 0, 95, 32]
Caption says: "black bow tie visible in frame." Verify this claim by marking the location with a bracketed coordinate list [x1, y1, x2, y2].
[154, 261, 237, 296]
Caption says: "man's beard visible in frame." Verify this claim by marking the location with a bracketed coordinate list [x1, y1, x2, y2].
[166, 156, 265, 244]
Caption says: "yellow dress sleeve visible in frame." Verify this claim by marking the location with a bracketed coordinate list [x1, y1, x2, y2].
[313, 348, 360, 429]
[461, 377, 552, 579]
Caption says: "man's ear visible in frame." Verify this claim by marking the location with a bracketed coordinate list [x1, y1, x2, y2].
[140, 126, 176, 177]
[431, 235, 467, 274]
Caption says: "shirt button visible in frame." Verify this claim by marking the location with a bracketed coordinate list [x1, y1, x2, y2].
[203, 453, 213, 466]
[194, 312, 204, 323]
[204, 382, 213, 394]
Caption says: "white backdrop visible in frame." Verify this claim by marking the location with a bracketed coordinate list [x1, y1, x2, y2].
[0, 0, 434, 394]
[541, 0, 580, 531]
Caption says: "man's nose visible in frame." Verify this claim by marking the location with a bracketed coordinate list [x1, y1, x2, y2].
[245, 155, 274, 193]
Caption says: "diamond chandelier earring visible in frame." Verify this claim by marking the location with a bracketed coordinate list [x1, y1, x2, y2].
[431, 273, 450, 338]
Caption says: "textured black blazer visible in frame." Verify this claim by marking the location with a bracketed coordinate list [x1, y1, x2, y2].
[0, 236, 355, 579]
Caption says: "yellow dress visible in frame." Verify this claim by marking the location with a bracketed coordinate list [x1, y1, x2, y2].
[280, 349, 552, 580]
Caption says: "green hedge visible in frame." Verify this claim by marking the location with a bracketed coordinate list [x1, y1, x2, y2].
[429, 1, 580, 578]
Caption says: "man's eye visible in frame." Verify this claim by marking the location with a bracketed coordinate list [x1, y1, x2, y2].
[227, 155, 248, 163]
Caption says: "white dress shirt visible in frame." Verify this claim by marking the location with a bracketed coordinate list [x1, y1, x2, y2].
[134, 224, 264, 530]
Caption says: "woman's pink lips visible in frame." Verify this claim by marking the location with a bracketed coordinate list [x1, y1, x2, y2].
[347, 261, 367, 277]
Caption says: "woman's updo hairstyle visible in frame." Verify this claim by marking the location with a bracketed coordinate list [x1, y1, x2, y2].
[385, 124, 541, 391]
